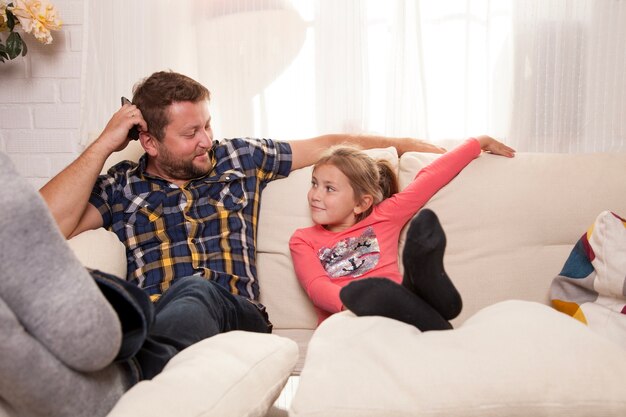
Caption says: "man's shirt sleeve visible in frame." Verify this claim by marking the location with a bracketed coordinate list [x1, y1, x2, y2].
[243, 138, 292, 181]
[88, 161, 134, 229]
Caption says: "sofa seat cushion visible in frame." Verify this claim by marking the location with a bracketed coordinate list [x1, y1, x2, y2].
[107, 331, 298, 417]
[291, 300, 626, 417]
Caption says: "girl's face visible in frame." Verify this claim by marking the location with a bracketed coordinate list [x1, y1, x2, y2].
[308, 164, 368, 232]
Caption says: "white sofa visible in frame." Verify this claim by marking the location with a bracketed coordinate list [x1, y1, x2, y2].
[67, 142, 626, 416]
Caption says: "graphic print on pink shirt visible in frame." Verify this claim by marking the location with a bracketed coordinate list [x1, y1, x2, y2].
[317, 227, 380, 278]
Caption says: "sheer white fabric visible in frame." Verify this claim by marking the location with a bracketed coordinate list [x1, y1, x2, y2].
[81, 0, 626, 152]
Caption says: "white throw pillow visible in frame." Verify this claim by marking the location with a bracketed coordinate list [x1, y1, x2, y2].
[291, 300, 626, 417]
[107, 331, 298, 417]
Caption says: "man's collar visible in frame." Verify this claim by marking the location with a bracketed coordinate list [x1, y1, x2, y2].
[130, 153, 149, 178]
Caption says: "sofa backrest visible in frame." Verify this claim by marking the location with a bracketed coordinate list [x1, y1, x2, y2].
[70, 142, 626, 332]
[398, 151, 626, 324]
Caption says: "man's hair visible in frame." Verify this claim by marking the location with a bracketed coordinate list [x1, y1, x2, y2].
[132, 71, 211, 140]
[314, 146, 399, 222]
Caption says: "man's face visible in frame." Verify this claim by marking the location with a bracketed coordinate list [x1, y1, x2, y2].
[152, 100, 213, 182]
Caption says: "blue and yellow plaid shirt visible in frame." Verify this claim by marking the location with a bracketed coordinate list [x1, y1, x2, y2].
[89, 138, 292, 301]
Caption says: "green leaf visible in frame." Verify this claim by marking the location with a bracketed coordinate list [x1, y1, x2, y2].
[21, 38, 27, 56]
[0, 42, 7, 61]
[6, 31, 23, 59]
[6, 7, 15, 31]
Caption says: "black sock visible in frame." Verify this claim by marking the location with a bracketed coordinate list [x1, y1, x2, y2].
[339, 278, 452, 331]
[402, 209, 462, 321]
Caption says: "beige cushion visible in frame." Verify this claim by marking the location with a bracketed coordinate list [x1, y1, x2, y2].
[68, 228, 127, 279]
[291, 301, 626, 417]
[107, 331, 298, 417]
[398, 151, 626, 324]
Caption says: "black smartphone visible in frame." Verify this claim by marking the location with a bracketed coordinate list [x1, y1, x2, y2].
[121, 96, 140, 140]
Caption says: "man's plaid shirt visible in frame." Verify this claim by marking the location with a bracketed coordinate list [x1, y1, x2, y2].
[89, 138, 292, 301]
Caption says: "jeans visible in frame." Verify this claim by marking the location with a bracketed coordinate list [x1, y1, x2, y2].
[90, 271, 272, 382]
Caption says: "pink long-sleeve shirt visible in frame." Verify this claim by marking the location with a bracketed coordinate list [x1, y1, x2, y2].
[289, 138, 481, 324]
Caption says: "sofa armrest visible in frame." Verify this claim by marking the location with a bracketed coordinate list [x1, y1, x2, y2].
[67, 229, 127, 279]
[291, 302, 626, 416]
[107, 331, 298, 417]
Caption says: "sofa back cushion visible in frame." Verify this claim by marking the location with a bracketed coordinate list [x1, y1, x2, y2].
[399, 151, 626, 324]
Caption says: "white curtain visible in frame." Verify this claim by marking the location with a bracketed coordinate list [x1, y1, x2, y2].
[81, 0, 626, 152]
[80, 0, 200, 144]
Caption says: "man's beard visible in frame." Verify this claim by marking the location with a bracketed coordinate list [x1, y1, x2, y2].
[158, 147, 210, 181]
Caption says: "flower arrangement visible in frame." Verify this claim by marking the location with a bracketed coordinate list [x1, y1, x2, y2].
[0, 0, 62, 62]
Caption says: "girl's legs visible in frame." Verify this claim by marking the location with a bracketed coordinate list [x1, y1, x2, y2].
[339, 208, 462, 331]
[401, 208, 462, 321]
[339, 277, 452, 331]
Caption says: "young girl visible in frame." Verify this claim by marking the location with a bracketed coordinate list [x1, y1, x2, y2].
[289, 136, 515, 330]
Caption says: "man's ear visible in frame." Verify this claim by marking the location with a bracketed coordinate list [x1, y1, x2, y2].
[354, 194, 374, 215]
[140, 132, 158, 157]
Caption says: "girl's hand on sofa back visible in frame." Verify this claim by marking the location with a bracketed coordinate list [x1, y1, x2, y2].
[476, 135, 516, 158]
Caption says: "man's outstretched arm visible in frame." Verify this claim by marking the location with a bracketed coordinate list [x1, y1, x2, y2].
[287, 134, 446, 171]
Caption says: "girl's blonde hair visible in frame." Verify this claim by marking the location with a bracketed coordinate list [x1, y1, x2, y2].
[313, 146, 399, 222]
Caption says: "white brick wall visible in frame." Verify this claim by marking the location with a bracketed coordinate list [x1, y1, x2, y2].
[0, 0, 83, 189]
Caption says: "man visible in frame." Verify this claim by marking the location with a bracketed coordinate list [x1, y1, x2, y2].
[40, 70, 446, 381]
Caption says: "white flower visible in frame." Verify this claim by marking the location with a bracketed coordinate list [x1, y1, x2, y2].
[8, 0, 62, 44]
[0, 2, 9, 32]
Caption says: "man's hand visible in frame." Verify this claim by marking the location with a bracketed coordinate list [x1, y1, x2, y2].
[98, 102, 149, 154]
[476, 135, 516, 158]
